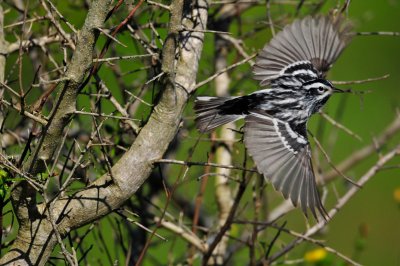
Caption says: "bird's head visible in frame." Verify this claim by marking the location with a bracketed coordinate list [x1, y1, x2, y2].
[301, 78, 343, 115]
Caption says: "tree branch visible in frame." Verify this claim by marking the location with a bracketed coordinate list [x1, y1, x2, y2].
[0, 0, 210, 264]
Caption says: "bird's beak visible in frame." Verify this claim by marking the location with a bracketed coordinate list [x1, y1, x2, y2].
[331, 87, 345, 93]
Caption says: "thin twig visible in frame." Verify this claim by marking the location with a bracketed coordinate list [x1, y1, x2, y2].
[95, 76, 140, 133]
[332, 74, 390, 85]
[308, 131, 361, 187]
[4, 16, 48, 29]
[74, 110, 140, 121]
[40, 0, 76, 49]
[145, 71, 164, 85]
[266, 0, 275, 36]
[96, 27, 127, 47]
[146, 0, 171, 10]
[181, 26, 232, 35]
[36, 76, 68, 86]
[45, 0, 77, 33]
[195, 54, 256, 89]
[116, 211, 167, 241]
[155, 159, 258, 173]
[357, 31, 400, 36]
[0, 153, 45, 191]
[7, 34, 67, 53]
[0, 99, 47, 125]
[219, 34, 254, 65]
[264, 221, 286, 260]
[93, 54, 155, 63]
[0, 81, 20, 98]
[155, 216, 208, 252]
[124, 90, 153, 107]
[319, 111, 362, 141]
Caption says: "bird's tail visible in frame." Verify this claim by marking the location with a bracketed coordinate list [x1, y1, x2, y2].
[194, 96, 243, 133]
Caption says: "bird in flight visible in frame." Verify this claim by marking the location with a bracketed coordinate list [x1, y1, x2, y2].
[194, 15, 353, 221]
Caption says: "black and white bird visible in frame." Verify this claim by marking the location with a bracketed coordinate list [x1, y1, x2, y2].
[194, 15, 353, 220]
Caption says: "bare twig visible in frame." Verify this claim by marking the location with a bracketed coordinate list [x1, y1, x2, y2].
[309, 131, 360, 187]
[93, 54, 154, 63]
[74, 110, 140, 121]
[8, 34, 69, 53]
[219, 34, 254, 64]
[155, 159, 258, 173]
[195, 54, 256, 89]
[319, 111, 362, 141]
[146, 0, 171, 10]
[155, 216, 208, 252]
[266, 0, 275, 36]
[332, 74, 390, 85]
[95, 77, 140, 133]
[0, 99, 48, 125]
[40, 0, 76, 49]
[45, 0, 77, 33]
[357, 31, 400, 36]
[124, 90, 153, 107]
[181, 26, 232, 35]
[96, 27, 127, 47]
[4, 16, 48, 29]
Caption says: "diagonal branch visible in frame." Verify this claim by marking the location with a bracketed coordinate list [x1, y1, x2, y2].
[0, 0, 210, 264]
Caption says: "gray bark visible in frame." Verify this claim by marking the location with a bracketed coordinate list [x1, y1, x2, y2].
[0, 0, 209, 264]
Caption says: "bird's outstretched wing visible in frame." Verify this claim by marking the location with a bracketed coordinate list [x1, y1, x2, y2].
[244, 110, 328, 220]
[253, 15, 353, 86]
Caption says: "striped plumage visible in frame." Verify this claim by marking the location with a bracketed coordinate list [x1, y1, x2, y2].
[194, 15, 353, 220]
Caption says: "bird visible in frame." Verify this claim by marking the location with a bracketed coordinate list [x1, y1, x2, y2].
[193, 15, 353, 221]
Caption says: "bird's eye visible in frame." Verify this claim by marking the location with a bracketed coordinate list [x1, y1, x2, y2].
[317, 87, 325, 93]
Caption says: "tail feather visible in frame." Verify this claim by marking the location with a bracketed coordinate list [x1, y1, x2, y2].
[194, 96, 242, 132]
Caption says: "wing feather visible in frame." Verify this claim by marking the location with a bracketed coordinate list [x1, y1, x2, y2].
[244, 111, 328, 220]
[253, 15, 353, 85]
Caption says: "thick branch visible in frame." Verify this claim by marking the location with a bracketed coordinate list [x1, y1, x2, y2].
[51, 0, 209, 251]
[26, 1, 112, 174]
[1, 0, 209, 264]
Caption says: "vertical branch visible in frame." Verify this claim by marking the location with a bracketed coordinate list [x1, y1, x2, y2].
[0, 3, 7, 256]
[211, 28, 234, 265]
[135, 0, 184, 264]
[0, 3, 8, 151]
[204, 4, 253, 263]
[160, 0, 182, 77]
[25, 0, 112, 174]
